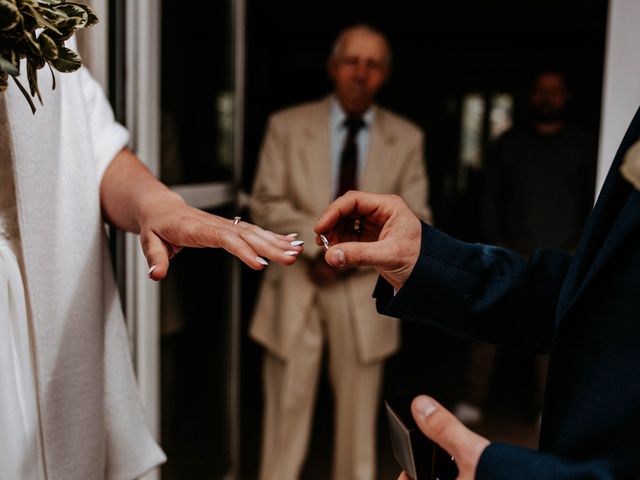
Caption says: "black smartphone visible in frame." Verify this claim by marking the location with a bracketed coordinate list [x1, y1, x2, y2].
[385, 394, 458, 480]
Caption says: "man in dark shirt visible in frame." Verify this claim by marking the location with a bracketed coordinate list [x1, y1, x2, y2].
[454, 71, 598, 426]
[484, 71, 597, 254]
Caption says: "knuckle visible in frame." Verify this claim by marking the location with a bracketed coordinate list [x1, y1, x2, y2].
[217, 228, 236, 247]
[139, 229, 154, 247]
[147, 244, 165, 258]
[343, 190, 358, 200]
[388, 193, 402, 204]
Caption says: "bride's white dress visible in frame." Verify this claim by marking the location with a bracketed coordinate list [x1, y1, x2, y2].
[0, 157, 45, 480]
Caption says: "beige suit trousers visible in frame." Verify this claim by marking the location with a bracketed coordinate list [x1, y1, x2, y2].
[259, 281, 383, 480]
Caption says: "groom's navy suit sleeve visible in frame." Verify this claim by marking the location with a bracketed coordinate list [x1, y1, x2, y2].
[374, 224, 634, 479]
[375, 106, 640, 480]
[374, 222, 571, 353]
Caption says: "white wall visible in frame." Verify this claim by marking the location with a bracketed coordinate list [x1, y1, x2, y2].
[596, 0, 640, 195]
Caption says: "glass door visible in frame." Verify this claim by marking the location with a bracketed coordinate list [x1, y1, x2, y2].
[100, 1, 246, 478]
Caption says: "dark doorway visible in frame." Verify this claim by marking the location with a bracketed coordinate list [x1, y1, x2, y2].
[240, 1, 608, 478]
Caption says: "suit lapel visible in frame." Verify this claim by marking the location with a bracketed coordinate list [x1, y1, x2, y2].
[562, 188, 640, 319]
[557, 106, 640, 321]
[300, 98, 332, 209]
[360, 109, 394, 193]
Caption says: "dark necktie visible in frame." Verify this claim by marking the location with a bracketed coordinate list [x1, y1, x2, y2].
[336, 116, 366, 198]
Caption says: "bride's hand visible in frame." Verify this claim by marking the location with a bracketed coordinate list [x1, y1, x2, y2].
[99, 148, 303, 281]
[139, 196, 303, 280]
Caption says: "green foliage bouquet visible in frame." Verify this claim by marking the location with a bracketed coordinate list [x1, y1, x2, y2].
[0, 0, 97, 113]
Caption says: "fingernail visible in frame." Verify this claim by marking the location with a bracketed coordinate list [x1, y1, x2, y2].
[286, 233, 298, 238]
[329, 248, 345, 267]
[147, 265, 157, 278]
[414, 396, 437, 421]
[284, 250, 299, 256]
[256, 256, 269, 266]
[290, 240, 304, 246]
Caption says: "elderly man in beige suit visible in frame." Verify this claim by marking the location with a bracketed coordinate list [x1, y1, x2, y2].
[250, 25, 432, 480]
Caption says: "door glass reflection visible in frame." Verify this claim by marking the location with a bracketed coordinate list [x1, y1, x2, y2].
[160, 0, 234, 185]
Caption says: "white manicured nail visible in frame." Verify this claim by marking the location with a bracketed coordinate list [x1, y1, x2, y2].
[284, 250, 299, 256]
[414, 396, 437, 422]
[290, 240, 304, 246]
[256, 256, 269, 266]
[286, 233, 298, 238]
[148, 265, 157, 278]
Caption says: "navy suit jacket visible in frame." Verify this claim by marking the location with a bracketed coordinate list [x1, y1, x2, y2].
[374, 107, 640, 479]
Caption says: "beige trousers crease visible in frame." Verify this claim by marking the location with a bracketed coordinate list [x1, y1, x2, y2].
[259, 283, 383, 480]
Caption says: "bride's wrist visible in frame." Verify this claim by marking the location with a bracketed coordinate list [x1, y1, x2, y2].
[134, 186, 186, 232]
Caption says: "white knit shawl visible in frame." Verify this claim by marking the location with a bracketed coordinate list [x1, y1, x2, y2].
[0, 64, 165, 479]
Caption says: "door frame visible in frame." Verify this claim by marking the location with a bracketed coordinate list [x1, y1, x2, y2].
[98, 1, 246, 478]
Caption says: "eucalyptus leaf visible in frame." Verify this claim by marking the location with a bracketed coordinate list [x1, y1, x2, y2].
[12, 76, 36, 114]
[38, 5, 68, 23]
[37, 32, 57, 59]
[47, 61, 55, 90]
[1, 0, 97, 113]
[43, 18, 79, 41]
[67, 2, 98, 27]
[23, 3, 62, 34]
[0, 0, 21, 31]
[27, 59, 42, 104]
[0, 54, 19, 75]
[56, 4, 87, 29]
[24, 30, 41, 51]
[31, 49, 45, 69]
[51, 45, 81, 72]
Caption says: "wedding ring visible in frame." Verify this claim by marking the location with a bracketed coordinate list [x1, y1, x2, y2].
[320, 234, 330, 251]
[233, 216, 241, 225]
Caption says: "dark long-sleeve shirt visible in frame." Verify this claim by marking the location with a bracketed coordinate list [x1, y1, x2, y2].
[483, 125, 597, 255]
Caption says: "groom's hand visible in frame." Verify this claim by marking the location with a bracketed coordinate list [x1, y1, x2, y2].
[314, 191, 422, 290]
[396, 395, 490, 480]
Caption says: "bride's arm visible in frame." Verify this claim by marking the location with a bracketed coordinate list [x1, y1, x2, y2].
[100, 148, 302, 280]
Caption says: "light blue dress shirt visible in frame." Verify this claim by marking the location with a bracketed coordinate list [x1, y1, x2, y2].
[329, 96, 376, 198]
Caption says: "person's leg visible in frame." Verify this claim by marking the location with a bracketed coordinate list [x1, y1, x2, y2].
[320, 286, 382, 480]
[259, 303, 324, 480]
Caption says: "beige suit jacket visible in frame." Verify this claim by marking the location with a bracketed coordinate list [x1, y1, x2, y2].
[250, 97, 432, 364]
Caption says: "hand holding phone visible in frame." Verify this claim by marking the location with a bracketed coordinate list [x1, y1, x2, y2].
[386, 394, 458, 480]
